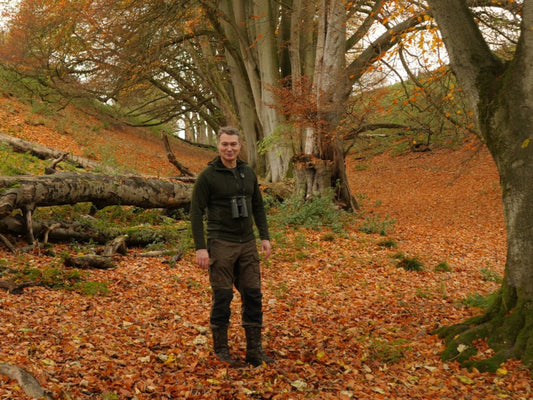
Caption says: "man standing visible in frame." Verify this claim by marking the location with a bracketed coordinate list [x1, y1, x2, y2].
[190, 126, 274, 367]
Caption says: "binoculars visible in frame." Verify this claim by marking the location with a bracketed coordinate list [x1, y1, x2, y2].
[231, 195, 248, 218]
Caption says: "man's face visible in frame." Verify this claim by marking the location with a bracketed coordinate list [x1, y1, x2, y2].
[217, 133, 241, 166]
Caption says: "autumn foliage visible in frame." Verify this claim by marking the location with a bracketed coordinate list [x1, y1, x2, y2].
[0, 93, 531, 399]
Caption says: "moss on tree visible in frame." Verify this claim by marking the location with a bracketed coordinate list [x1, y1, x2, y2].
[436, 284, 533, 372]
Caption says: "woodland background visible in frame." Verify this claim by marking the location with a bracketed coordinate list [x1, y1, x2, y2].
[0, 0, 531, 398]
[0, 81, 530, 399]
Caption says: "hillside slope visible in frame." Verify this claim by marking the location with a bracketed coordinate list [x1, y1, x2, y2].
[0, 95, 215, 176]
[1, 94, 522, 400]
[1, 92, 506, 291]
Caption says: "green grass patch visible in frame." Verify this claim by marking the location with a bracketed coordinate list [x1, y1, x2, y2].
[359, 215, 396, 236]
[460, 291, 499, 310]
[11, 264, 109, 295]
[434, 261, 452, 272]
[377, 239, 397, 248]
[480, 267, 502, 283]
[366, 337, 412, 364]
[396, 255, 424, 272]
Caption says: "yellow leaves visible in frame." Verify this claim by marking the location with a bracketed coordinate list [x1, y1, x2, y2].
[316, 349, 326, 360]
[457, 374, 475, 384]
[497, 367, 508, 375]
[521, 138, 530, 149]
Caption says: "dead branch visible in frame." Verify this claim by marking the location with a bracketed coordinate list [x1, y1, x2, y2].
[64, 235, 129, 269]
[64, 255, 115, 269]
[0, 233, 16, 253]
[161, 131, 195, 177]
[103, 235, 128, 257]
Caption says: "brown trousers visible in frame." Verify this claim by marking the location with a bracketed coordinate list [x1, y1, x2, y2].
[208, 239, 263, 327]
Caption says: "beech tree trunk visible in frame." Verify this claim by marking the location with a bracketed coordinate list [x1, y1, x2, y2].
[0, 173, 192, 217]
[296, 0, 358, 210]
[428, 0, 533, 371]
[0, 172, 192, 243]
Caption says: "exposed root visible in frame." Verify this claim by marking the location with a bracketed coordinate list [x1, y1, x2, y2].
[435, 287, 533, 372]
[0, 363, 53, 399]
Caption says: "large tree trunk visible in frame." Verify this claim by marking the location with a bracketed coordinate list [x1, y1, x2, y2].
[211, 0, 295, 181]
[251, 1, 293, 182]
[295, 0, 358, 210]
[428, 0, 533, 371]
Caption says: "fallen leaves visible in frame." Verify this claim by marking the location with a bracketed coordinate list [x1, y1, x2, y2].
[1, 98, 532, 398]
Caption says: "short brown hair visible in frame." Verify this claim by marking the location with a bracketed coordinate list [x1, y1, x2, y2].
[217, 126, 241, 141]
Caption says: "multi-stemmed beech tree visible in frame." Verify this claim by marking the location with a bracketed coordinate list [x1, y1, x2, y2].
[427, 0, 533, 371]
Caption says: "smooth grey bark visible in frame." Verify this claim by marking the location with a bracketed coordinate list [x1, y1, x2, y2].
[252, 0, 292, 182]
[298, 0, 357, 209]
[212, 0, 265, 173]
[293, 1, 421, 209]
[0, 172, 192, 218]
[215, 0, 292, 181]
[428, 0, 533, 370]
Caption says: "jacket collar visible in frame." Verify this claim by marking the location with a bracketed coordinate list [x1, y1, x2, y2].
[209, 156, 246, 170]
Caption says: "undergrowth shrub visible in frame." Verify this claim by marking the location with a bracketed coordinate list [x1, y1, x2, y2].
[435, 261, 452, 272]
[461, 291, 499, 310]
[480, 267, 502, 283]
[396, 255, 425, 271]
[377, 239, 397, 248]
[359, 215, 396, 235]
[270, 190, 350, 233]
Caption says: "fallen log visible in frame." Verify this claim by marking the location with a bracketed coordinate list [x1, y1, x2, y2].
[0, 171, 193, 242]
[0, 281, 43, 294]
[64, 255, 115, 269]
[0, 215, 185, 248]
[0, 131, 112, 172]
[0, 172, 192, 217]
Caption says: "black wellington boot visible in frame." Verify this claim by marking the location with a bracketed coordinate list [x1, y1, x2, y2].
[211, 325, 235, 364]
[244, 326, 274, 367]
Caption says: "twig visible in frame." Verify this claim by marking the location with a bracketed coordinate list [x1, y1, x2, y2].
[0, 233, 17, 253]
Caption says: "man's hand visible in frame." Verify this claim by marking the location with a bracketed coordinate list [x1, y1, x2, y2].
[260, 240, 271, 260]
[196, 249, 209, 270]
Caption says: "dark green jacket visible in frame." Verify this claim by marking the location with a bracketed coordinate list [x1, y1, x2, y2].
[190, 157, 270, 250]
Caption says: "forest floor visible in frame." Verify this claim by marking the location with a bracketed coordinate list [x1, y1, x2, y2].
[0, 96, 531, 399]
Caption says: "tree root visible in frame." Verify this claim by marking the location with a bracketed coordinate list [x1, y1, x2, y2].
[434, 287, 533, 372]
[0, 281, 43, 294]
[0, 363, 53, 399]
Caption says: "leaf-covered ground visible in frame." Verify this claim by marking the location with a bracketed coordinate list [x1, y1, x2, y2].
[1, 98, 532, 399]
